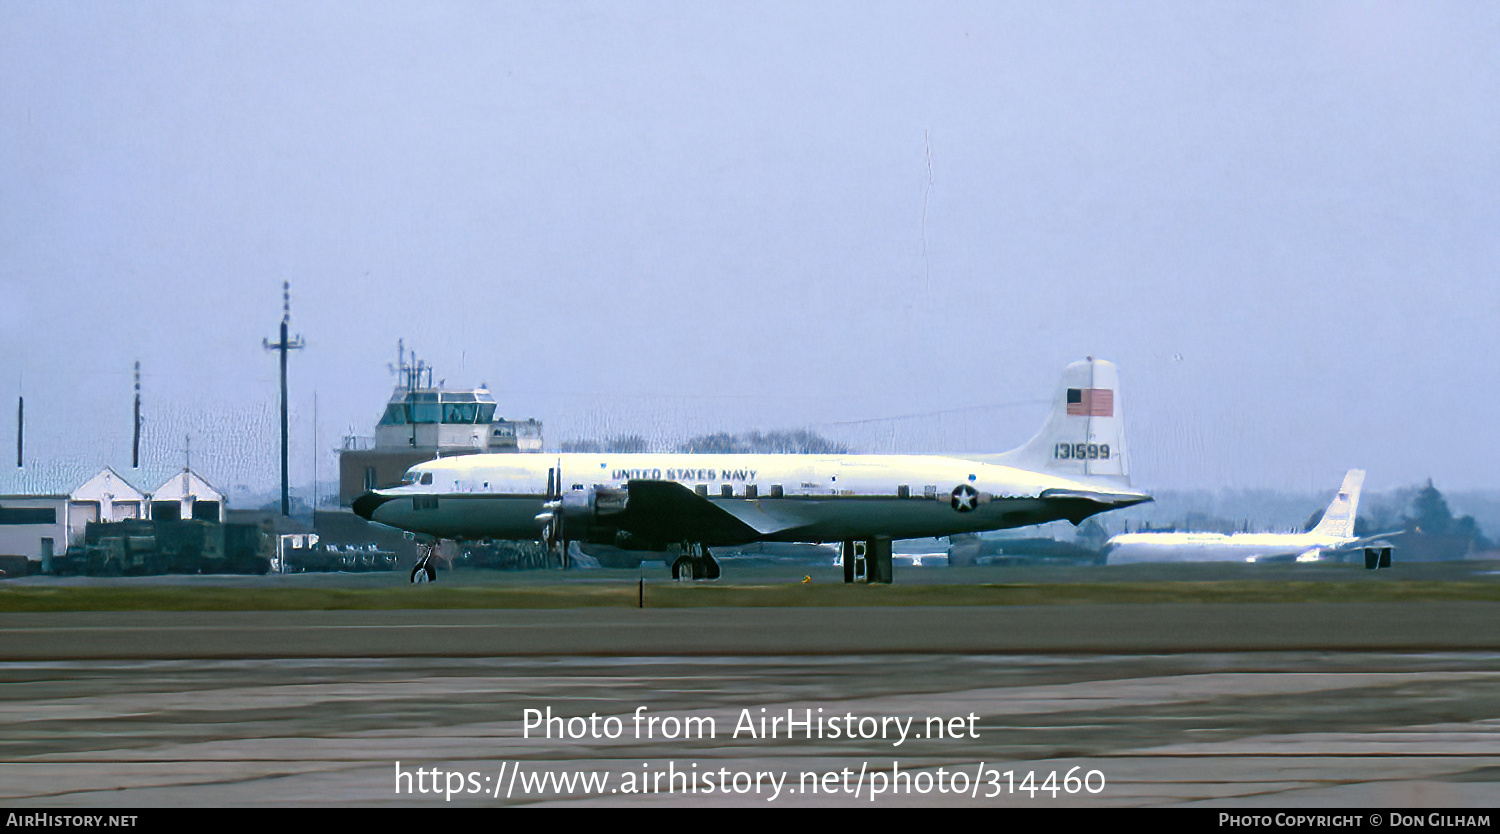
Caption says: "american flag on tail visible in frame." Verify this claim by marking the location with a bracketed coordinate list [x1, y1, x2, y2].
[1066, 388, 1114, 417]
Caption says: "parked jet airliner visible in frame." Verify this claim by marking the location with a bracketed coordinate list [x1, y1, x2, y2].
[1103, 469, 1395, 567]
[353, 357, 1151, 582]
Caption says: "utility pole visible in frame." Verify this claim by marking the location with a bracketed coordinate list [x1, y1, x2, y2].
[132, 361, 141, 469]
[263, 282, 304, 517]
[312, 391, 318, 514]
[15, 370, 21, 468]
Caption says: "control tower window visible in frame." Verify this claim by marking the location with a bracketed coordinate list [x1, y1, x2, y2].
[476, 403, 496, 423]
[443, 402, 479, 424]
[379, 404, 407, 426]
[410, 402, 440, 423]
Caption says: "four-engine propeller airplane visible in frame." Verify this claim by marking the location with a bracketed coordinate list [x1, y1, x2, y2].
[353, 357, 1151, 583]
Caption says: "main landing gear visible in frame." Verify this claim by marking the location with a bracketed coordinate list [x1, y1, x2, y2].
[841, 538, 893, 584]
[671, 543, 721, 581]
[410, 542, 438, 584]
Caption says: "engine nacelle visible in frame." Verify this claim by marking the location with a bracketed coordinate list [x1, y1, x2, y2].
[1364, 546, 1392, 570]
[544, 486, 631, 540]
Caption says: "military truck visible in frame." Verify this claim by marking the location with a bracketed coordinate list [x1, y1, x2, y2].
[72, 519, 271, 575]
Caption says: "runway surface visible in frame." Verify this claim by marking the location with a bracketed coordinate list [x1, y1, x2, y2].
[3, 600, 1499, 807]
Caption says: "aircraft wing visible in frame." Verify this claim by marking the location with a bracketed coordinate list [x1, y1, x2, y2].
[1326, 530, 1405, 553]
[615, 480, 802, 546]
[708, 493, 809, 537]
[1351, 530, 1404, 546]
[1280, 532, 1404, 564]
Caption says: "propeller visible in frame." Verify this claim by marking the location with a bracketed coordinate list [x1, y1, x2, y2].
[536, 482, 629, 567]
[536, 501, 563, 561]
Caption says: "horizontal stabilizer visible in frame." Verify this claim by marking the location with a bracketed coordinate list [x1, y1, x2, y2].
[1039, 487, 1153, 508]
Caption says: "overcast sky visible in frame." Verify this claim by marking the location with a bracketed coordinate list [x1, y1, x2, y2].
[2, 1, 1497, 497]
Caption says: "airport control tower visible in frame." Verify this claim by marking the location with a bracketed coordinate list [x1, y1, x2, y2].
[336, 346, 542, 506]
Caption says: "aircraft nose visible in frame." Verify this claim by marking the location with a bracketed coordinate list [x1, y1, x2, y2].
[352, 491, 393, 521]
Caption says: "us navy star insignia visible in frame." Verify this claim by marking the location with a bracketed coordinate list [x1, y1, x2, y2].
[951, 484, 978, 512]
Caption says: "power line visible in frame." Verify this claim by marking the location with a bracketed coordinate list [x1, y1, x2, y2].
[818, 399, 1049, 428]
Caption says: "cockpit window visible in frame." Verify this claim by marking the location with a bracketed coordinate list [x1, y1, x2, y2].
[420, 472, 433, 485]
[400, 470, 418, 485]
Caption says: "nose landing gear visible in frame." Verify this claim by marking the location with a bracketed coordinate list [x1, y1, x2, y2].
[410, 542, 438, 583]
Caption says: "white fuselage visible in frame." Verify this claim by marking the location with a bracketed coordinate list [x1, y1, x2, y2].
[1103, 531, 1353, 564]
[357, 451, 1146, 545]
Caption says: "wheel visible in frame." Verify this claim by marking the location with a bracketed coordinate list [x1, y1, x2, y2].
[671, 555, 697, 581]
[410, 560, 436, 584]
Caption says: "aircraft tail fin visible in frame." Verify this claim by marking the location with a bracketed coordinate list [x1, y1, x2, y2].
[1309, 469, 1365, 539]
[982, 357, 1131, 486]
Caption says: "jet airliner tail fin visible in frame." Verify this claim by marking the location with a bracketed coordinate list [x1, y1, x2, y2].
[982, 357, 1131, 486]
[1309, 469, 1365, 539]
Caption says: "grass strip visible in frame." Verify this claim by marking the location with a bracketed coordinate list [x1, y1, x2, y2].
[3, 580, 1500, 612]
